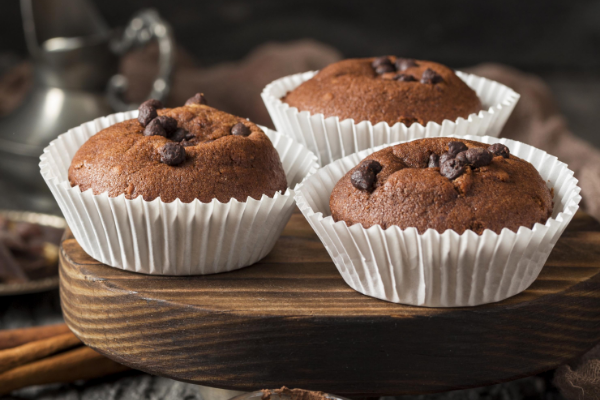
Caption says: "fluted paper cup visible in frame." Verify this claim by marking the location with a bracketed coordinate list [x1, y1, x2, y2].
[262, 71, 520, 166]
[40, 111, 319, 275]
[294, 135, 581, 307]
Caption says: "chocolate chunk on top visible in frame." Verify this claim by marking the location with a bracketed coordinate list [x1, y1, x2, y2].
[143, 118, 167, 137]
[371, 56, 393, 69]
[421, 68, 444, 84]
[447, 141, 468, 156]
[159, 142, 186, 166]
[375, 63, 395, 74]
[231, 122, 251, 137]
[440, 157, 467, 180]
[170, 128, 188, 142]
[489, 143, 510, 158]
[428, 153, 439, 168]
[351, 160, 382, 192]
[138, 104, 158, 127]
[155, 116, 178, 135]
[395, 58, 418, 71]
[465, 147, 493, 168]
[140, 99, 163, 110]
[185, 93, 208, 106]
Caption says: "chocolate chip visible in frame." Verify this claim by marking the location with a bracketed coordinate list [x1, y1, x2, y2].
[170, 128, 188, 142]
[231, 122, 251, 137]
[143, 118, 167, 137]
[465, 147, 493, 168]
[488, 143, 510, 158]
[372, 57, 393, 69]
[159, 143, 186, 166]
[440, 158, 467, 180]
[421, 68, 444, 84]
[395, 58, 418, 71]
[440, 152, 454, 165]
[351, 160, 383, 191]
[395, 74, 417, 82]
[185, 93, 208, 106]
[447, 141, 468, 156]
[428, 153, 439, 168]
[138, 104, 157, 127]
[140, 99, 163, 110]
[375, 63, 395, 74]
[156, 116, 178, 135]
[456, 151, 468, 164]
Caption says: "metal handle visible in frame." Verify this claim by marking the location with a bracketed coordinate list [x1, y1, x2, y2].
[107, 9, 175, 111]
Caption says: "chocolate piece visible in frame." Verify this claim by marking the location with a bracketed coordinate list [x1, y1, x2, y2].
[395, 74, 417, 82]
[15, 222, 42, 241]
[283, 58, 483, 128]
[371, 56, 393, 69]
[395, 58, 418, 71]
[465, 147, 493, 168]
[439, 152, 454, 165]
[156, 116, 178, 135]
[440, 157, 467, 180]
[231, 122, 251, 137]
[351, 160, 383, 191]
[140, 99, 163, 110]
[143, 118, 167, 137]
[185, 93, 208, 106]
[428, 153, 439, 168]
[421, 68, 444, 84]
[375, 63, 395, 74]
[159, 143, 186, 166]
[489, 143, 510, 158]
[456, 151, 468, 164]
[448, 141, 468, 156]
[170, 128, 188, 142]
[138, 104, 157, 127]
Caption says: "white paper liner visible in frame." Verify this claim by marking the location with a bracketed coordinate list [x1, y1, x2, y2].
[294, 135, 581, 307]
[262, 70, 520, 166]
[40, 111, 319, 275]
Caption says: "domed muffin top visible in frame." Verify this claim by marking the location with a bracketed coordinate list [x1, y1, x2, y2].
[68, 95, 287, 203]
[283, 57, 483, 127]
[329, 137, 553, 234]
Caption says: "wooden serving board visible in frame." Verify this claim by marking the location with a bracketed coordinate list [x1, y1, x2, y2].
[59, 210, 600, 397]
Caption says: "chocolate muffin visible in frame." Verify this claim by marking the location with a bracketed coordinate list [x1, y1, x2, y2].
[69, 95, 287, 203]
[283, 57, 482, 126]
[330, 138, 553, 234]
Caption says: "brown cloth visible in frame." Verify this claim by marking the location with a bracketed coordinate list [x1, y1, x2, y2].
[0, 42, 598, 399]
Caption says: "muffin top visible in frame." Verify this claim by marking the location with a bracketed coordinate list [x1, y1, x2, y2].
[329, 138, 553, 234]
[68, 95, 287, 203]
[283, 57, 483, 126]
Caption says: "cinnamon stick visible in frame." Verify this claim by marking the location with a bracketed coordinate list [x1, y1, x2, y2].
[0, 346, 130, 395]
[0, 331, 81, 374]
[0, 323, 71, 350]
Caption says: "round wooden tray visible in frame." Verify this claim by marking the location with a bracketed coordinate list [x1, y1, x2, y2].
[59, 211, 600, 397]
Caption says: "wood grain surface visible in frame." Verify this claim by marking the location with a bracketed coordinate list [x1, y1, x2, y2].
[59, 211, 600, 397]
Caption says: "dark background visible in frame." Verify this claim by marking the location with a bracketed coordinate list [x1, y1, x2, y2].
[2, 0, 600, 72]
[2, 0, 598, 146]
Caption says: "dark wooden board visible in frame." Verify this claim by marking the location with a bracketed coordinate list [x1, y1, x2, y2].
[59, 210, 600, 397]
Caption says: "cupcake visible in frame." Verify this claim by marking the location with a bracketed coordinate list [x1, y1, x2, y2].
[283, 57, 483, 127]
[294, 136, 581, 307]
[330, 138, 553, 234]
[69, 97, 287, 203]
[41, 95, 319, 275]
[262, 57, 520, 166]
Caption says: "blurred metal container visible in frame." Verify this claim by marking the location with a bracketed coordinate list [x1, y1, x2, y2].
[0, 0, 174, 213]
